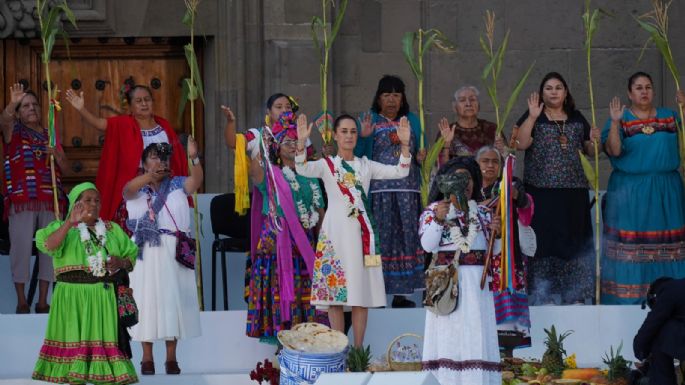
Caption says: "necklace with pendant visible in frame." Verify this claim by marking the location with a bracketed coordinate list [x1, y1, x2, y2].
[630, 107, 656, 135]
[546, 110, 568, 150]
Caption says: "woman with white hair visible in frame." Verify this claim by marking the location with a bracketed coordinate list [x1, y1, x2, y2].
[438, 86, 504, 161]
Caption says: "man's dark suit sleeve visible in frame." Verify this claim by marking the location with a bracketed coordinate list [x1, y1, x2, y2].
[633, 286, 676, 360]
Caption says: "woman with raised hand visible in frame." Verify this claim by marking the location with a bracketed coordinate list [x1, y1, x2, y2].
[32, 182, 139, 384]
[295, 113, 411, 347]
[1, 83, 68, 314]
[355, 75, 424, 308]
[601, 71, 685, 304]
[123, 138, 203, 376]
[514, 72, 599, 305]
[65, 86, 187, 228]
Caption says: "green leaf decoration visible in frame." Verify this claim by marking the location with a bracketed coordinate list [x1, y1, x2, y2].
[578, 150, 598, 191]
[421, 138, 445, 206]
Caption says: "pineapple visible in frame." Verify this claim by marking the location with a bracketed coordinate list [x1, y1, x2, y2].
[346, 345, 372, 372]
[602, 342, 631, 385]
[541, 325, 573, 377]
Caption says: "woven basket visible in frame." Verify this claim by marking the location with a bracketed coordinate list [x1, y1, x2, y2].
[386, 333, 423, 372]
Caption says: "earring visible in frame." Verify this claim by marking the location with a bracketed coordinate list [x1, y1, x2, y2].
[264, 114, 271, 127]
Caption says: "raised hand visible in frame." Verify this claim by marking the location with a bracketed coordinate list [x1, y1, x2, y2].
[221, 105, 235, 122]
[397, 116, 410, 145]
[438, 117, 455, 144]
[64, 89, 85, 111]
[9, 83, 26, 106]
[528, 92, 544, 119]
[187, 135, 198, 159]
[296, 113, 312, 147]
[609, 96, 625, 122]
[360, 112, 374, 137]
[68, 201, 88, 225]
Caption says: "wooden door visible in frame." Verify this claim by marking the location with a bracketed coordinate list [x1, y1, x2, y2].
[1, 37, 204, 190]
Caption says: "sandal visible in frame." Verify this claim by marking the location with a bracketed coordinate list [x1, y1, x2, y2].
[165, 360, 181, 375]
[140, 361, 155, 375]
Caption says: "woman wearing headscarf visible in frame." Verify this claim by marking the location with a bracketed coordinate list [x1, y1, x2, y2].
[124, 138, 203, 376]
[32, 182, 139, 384]
[419, 157, 502, 385]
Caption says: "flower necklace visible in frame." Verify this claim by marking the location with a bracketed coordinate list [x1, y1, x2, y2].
[449, 200, 480, 253]
[282, 166, 322, 229]
[78, 219, 107, 277]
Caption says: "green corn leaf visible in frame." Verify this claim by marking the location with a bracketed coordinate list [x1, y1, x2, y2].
[481, 52, 498, 80]
[421, 138, 445, 206]
[330, 0, 348, 43]
[182, 7, 193, 27]
[431, 31, 456, 53]
[479, 36, 491, 57]
[494, 30, 510, 79]
[178, 77, 191, 123]
[184, 44, 205, 103]
[579, 150, 598, 191]
[56, 3, 77, 28]
[500, 62, 535, 135]
[486, 84, 497, 104]
[310, 16, 323, 62]
[421, 33, 437, 57]
[402, 32, 420, 78]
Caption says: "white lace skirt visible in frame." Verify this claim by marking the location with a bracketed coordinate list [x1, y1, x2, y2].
[422, 265, 501, 385]
[129, 234, 201, 342]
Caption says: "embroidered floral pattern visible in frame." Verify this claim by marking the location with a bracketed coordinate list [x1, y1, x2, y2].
[422, 358, 502, 372]
[282, 166, 322, 229]
[312, 231, 347, 303]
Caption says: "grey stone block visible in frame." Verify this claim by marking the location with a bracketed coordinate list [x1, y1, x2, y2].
[285, 0, 320, 24]
[380, 0, 422, 53]
[361, 0, 382, 52]
[504, 0, 584, 50]
[286, 43, 321, 85]
[339, 0, 362, 36]
[333, 36, 362, 86]
[454, 0, 506, 52]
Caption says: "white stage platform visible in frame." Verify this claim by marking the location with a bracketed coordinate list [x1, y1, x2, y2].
[0, 306, 647, 383]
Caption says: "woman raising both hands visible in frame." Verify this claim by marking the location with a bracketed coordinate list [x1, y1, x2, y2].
[295, 113, 411, 347]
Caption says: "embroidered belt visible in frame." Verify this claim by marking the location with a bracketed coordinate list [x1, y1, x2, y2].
[57, 270, 128, 284]
[434, 250, 486, 266]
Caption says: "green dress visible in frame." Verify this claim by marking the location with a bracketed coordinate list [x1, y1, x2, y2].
[32, 220, 139, 385]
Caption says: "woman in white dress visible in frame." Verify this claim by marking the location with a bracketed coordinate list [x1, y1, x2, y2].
[294, 113, 411, 347]
[419, 157, 502, 385]
[123, 139, 203, 375]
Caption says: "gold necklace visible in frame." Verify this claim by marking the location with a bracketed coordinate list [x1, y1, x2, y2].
[546, 111, 568, 150]
[630, 107, 656, 135]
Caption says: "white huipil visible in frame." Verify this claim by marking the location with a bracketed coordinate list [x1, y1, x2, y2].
[419, 201, 502, 385]
[127, 177, 201, 342]
[295, 153, 410, 308]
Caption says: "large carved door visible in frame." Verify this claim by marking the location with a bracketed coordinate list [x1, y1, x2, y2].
[1, 37, 204, 190]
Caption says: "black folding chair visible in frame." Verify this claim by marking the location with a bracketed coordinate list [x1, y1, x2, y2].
[210, 193, 250, 310]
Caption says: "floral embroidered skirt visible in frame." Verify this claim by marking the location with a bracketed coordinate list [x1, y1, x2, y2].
[246, 221, 324, 344]
[32, 282, 138, 385]
[371, 191, 424, 295]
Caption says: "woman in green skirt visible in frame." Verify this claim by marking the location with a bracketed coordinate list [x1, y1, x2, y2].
[32, 182, 139, 384]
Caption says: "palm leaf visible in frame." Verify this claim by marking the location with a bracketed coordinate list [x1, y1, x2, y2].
[579, 151, 598, 191]
[500, 62, 535, 135]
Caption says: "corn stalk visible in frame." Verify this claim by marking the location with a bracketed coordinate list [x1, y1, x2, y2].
[311, 0, 348, 144]
[402, 29, 455, 206]
[635, 0, 684, 170]
[180, 0, 205, 311]
[36, 0, 76, 220]
[580, 0, 602, 304]
[480, 10, 534, 138]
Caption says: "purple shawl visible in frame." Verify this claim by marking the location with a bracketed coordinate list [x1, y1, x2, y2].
[250, 167, 316, 322]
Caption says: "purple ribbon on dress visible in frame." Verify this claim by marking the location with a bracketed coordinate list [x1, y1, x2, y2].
[250, 167, 316, 322]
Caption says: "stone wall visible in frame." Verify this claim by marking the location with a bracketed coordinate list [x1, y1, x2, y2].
[6, 0, 683, 191]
